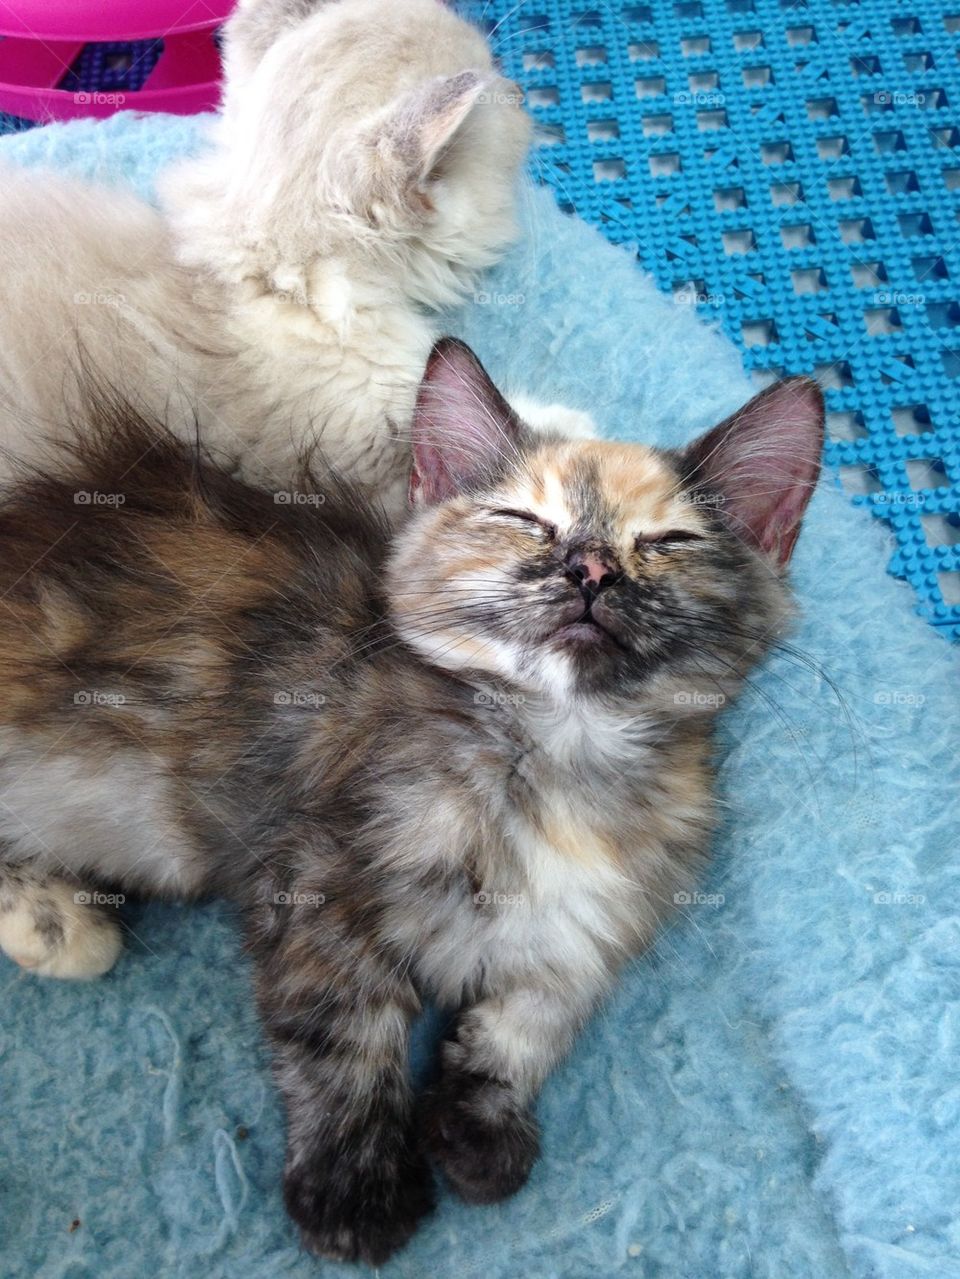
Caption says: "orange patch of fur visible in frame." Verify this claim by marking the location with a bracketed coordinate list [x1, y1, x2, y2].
[144, 527, 298, 610]
[539, 808, 625, 870]
[515, 441, 703, 545]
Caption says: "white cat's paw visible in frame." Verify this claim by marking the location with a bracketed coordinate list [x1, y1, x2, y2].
[0, 880, 122, 979]
[508, 394, 599, 440]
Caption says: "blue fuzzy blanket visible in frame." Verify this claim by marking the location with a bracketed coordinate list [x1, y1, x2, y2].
[1, 114, 958, 1279]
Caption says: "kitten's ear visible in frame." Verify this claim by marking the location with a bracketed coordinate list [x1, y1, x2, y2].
[410, 338, 521, 505]
[681, 377, 824, 566]
[375, 70, 492, 200]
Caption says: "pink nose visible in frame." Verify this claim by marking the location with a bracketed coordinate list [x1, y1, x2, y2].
[565, 548, 621, 595]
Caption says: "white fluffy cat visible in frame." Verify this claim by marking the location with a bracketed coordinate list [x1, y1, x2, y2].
[0, 0, 591, 514]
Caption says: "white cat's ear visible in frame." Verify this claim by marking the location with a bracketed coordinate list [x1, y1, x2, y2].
[373, 70, 493, 205]
[681, 378, 824, 566]
[410, 338, 521, 505]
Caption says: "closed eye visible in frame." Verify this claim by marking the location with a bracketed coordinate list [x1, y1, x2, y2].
[635, 530, 705, 548]
[488, 508, 557, 538]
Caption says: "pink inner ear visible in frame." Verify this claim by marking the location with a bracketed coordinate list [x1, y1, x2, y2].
[684, 377, 824, 566]
[410, 338, 521, 505]
[379, 70, 487, 193]
[416, 71, 488, 179]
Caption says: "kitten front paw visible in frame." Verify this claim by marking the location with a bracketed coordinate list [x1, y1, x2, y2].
[421, 1072, 540, 1204]
[283, 1145, 435, 1266]
[0, 880, 122, 979]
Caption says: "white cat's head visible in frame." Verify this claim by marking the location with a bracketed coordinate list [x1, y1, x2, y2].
[166, 0, 531, 307]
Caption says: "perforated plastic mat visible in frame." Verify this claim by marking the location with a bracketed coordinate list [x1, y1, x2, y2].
[458, 0, 960, 640]
[2, 0, 959, 638]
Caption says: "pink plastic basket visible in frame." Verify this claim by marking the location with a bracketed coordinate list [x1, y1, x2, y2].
[0, 1, 235, 122]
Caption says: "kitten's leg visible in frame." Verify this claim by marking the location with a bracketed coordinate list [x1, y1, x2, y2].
[0, 865, 122, 979]
[422, 984, 599, 1204]
[248, 885, 434, 1265]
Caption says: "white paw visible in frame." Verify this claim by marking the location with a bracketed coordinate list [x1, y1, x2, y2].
[508, 394, 599, 440]
[0, 880, 122, 979]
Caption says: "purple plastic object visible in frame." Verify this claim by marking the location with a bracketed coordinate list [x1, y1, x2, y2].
[0, 1, 235, 121]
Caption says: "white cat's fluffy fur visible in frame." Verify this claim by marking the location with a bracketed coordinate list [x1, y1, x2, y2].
[0, 0, 589, 514]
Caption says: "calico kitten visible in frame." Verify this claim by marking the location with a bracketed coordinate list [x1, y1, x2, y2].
[0, 341, 822, 1263]
[0, 0, 588, 509]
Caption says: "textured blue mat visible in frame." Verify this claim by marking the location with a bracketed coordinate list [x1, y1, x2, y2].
[1, 0, 958, 637]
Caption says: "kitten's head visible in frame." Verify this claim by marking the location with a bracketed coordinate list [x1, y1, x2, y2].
[388, 340, 823, 707]
[191, 0, 530, 301]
